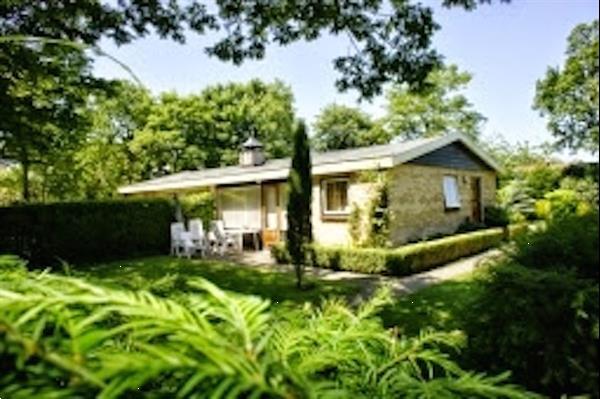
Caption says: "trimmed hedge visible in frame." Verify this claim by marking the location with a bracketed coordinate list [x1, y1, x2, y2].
[0, 199, 174, 267]
[272, 228, 507, 276]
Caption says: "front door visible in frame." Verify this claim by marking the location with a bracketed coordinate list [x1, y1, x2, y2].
[470, 177, 482, 223]
[262, 184, 280, 248]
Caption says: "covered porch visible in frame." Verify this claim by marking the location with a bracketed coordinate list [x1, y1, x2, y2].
[216, 181, 288, 250]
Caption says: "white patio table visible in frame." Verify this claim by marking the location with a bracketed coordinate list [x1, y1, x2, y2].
[224, 227, 261, 251]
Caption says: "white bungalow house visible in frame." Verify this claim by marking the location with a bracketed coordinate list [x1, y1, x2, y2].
[119, 133, 500, 248]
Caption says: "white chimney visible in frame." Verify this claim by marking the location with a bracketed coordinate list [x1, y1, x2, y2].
[239, 136, 266, 167]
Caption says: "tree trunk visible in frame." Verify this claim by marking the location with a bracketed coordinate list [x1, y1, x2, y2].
[21, 157, 30, 202]
[295, 262, 303, 289]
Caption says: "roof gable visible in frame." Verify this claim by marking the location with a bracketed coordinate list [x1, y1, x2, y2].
[408, 142, 493, 171]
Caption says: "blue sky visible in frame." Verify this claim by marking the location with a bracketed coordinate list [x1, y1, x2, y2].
[93, 0, 598, 159]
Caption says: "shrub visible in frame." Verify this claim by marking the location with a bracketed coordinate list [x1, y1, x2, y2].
[510, 211, 599, 280]
[559, 176, 599, 207]
[498, 180, 537, 222]
[534, 188, 589, 220]
[274, 228, 506, 276]
[0, 199, 174, 266]
[464, 264, 599, 397]
[456, 219, 486, 234]
[484, 205, 510, 227]
[0, 268, 534, 398]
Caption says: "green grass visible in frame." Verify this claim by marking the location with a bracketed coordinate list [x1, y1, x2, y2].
[377, 268, 488, 336]
[75, 256, 370, 314]
[76, 255, 488, 333]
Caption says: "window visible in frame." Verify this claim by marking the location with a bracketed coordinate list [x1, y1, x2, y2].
[443, 175, 461, 209]
[322, 178, 349, 215]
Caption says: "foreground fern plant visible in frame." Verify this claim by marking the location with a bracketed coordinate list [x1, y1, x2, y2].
[0, 260, 536, 398]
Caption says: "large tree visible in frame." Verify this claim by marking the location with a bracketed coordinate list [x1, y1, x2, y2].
[139, 80, 296, 170]
[534, 20, 599, 153]
[0, 44, 104, 201]
[312, 104, 390, 151]
[287, 121, 312, 289]
[385, 65, 486, 140]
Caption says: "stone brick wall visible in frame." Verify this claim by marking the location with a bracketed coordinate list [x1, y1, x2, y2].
[388, 164, 496, 245]
[311, 174, 374, 246]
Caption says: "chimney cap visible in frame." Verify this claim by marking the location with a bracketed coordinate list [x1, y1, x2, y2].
[242, 136, 263, 149]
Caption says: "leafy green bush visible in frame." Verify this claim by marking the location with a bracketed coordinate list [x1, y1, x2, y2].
[0, 199, 174, 266]
[484, 205, 510, 227]
[510, 211, 599, 281]
[559, 176, 599, 207]
[534, 188, 590, 220]
[498, 180, 537, 222]
[464, 264, 599, 397]
[0, 268, 535, 398]
[455, 219, 486, 233]
[274, 228, 506, 276]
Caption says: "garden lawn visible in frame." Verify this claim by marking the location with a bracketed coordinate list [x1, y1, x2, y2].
[378, 267, 488, 336]
[75, 256, 369, 314]
[76, 255, 488, 331]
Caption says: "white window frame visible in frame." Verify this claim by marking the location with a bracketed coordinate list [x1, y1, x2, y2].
[443, 175, 461, 210]
[321, 178, 350, 216]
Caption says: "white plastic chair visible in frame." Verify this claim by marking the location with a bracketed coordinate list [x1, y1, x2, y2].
[170, 222, 185, 256]
[179, 231, 197, 259]
[210, 220, 237, 255]
[188, 219, 207, 257]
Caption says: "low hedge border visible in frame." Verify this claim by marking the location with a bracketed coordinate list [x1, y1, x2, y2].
[272, 226, 526, 277]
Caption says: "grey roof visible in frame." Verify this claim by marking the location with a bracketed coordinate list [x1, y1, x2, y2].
[118, 134, 499, 194]
[242, 136, 263, 148]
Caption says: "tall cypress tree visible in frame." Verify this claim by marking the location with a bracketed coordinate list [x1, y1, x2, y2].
[287, 120, 312, 288]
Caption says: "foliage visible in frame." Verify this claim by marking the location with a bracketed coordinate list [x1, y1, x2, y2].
[0, 263, 534, 398]
[455, 220, 486, 234]
[0, 42, 105, 201]
[484, 206, 510, 227]
[510, 211, 599, 281]
[69, 81, 154, 199]
[1, 79, 298, 202]
[347, 174, 391, 248]
[0, 199, 173, 266]
[274, 228, 506, 276]
[385, 65, 486, 140]
[515, 162, 563, 199]
[0, 0, 501, 99]
[0, 166, 21, 205]
[497, 180, 537, 222]
[562, 161, 599, 182]
[464, 264, 599, 397]
[286, 121, 312, 288]
[179, 191, 216, 226]
[312, 104, 390, 151]
[559, 176, 599, 207]
[363, 177, 391, 248]
[534, 188, 591, 220]
[534, 20, 599, 153]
